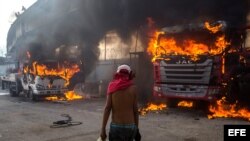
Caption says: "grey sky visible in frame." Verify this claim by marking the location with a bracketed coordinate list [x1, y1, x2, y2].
[0, 0, 36, 57]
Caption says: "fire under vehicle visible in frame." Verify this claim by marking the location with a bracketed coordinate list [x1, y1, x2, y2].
[4, 60, 80, 101]
[149, 21, 250, 107]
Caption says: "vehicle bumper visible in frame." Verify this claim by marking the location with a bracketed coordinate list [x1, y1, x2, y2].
[33, 89, 68, 95]
[153, 84, 221, 102]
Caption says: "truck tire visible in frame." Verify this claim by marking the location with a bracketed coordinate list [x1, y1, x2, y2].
[9, 87, 17, 97]
[1, 81, 4, 90]
[228, 74, 250, 105]
[28, 89, 37, 101]
[226, 78, 239, 103]
[227, 66, 250, 105]
[2, 81, 5, 90]
[194, 101, 210, 114]
[166, 98, 178, 108]
[9, 82, 20, 97]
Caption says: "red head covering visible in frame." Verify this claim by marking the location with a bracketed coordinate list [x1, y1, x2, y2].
[107, 65, 134, 95]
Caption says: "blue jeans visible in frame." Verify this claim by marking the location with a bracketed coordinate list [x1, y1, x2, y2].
[109, 123, 137, 141]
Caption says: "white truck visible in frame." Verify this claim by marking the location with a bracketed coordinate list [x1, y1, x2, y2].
[2, 61, 68, 101]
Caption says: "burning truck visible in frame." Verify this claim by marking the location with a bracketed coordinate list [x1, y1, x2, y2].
[148, 21, 250, 107]
[2, 43, 85, 101]
[5, 59, 82, 101]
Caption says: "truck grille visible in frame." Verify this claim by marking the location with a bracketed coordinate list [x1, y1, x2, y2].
[158, 59, 212, 85]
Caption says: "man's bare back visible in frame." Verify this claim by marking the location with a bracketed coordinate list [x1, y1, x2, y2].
[111, 85, 137, 124]
[100, 64, 139, 140]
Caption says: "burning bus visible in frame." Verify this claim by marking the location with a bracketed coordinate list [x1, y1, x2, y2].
[148, 21, 250, 107]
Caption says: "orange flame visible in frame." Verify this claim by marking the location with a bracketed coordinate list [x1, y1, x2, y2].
[24, 61, 82, 101]
[177, 101, 193, 108]
[139, 103, 167, 116]
[222, 57, 225, 74]
[64, 91, 83, 100]
[45, 91, 83, 101]
[204, 21, 223, 33]
[147, 31, 165, 62]
[24, 61, 80, 86]
[147, 22, 230, 62]
[208, 97, 250, 121]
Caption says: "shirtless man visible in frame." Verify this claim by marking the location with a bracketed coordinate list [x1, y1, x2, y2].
[100, 64, 139, 141]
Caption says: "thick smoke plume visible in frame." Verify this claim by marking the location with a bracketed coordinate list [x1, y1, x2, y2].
[20, 0, 249, 65]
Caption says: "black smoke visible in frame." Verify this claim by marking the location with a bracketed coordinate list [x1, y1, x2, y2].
[16, 0, 249, 67]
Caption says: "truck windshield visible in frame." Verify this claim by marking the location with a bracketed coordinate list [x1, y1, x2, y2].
[148, 21, 230, 61]
[156, 32, 229, 61]
[24, 61, 80, 85]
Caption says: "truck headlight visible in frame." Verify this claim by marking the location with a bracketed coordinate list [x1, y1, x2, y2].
[154, 86, 161, 92]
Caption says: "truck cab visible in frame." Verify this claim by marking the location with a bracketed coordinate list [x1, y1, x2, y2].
[20, 74, 68, 100]
[8, 60, 70, 101]
[150, 21, 250, 107]
[149, 21, 227, 107]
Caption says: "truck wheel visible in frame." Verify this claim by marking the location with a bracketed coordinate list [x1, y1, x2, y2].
[9, 82, 19, 97]
[226, 78, 239, 103]
[9, 87, 17, 97]
[194, 101, 210, 113]
[15, 79, 22, 97]
[28, 89, 37, 101]
[1, 81, 4, 90]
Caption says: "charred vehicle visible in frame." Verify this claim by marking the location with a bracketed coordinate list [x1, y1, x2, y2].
[4, 60, 80, 101]
[148, 21, 250, 107]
